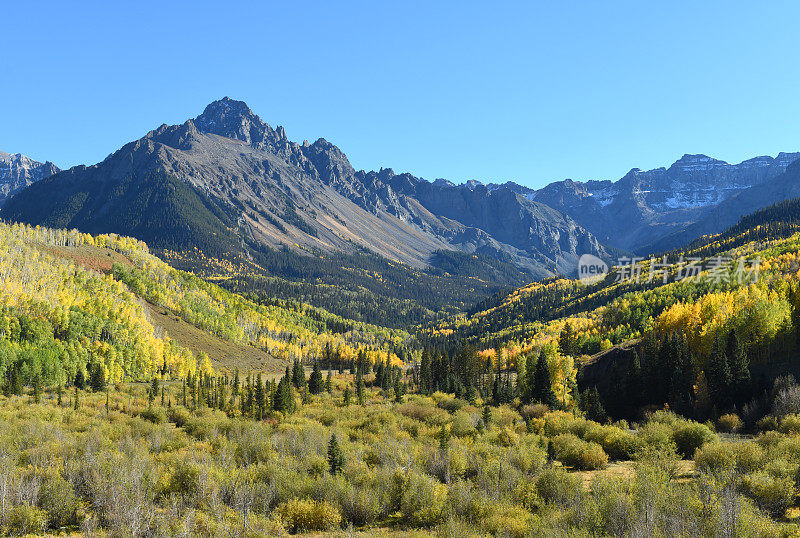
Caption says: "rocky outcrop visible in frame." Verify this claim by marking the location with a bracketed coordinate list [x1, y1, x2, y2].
[0, 151, 60, 205]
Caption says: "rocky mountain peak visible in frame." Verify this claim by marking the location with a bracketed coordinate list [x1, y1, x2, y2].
[0, 151, 60, 204]
[194, 97, 272, 145]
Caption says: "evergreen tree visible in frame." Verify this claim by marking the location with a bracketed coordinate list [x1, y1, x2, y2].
[581, 387, 607, 423]
[559, 322, 577, 357]
[327, 433, 344, 475]
[534, 351, 556, 407]
[308, 361, 323, 394]
[292, 358, 307, 389]
[357, 375, 366, 406]
[73, 385, 79, 410]
[482, 405, 492, 429]
[420, 349, 433, 395]
[32, 374, 42, 404]
[727, 331, 751, 404]
[707, 335, 732, 412]
[74, 368, 86, 390]
[343, 385, 351, 406]
[89, 362, 106, 392]
[57, 384, 63, 406]
[438, 424, 450, 453]
[325, 370, 332, 393]
[255, 373, 265, 419]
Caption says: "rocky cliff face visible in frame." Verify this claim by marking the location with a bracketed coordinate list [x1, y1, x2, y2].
[3, 98, 608, 279]
[500, 152, 800, 252]
[0, 151, 59, 204]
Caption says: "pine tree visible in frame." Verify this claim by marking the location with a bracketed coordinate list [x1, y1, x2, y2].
[438, 424, 450, 453]
[581, 387, 607, 423]
[73, 385, 79, 410]
[74, 368, 86, 390]
[89, 362, 106, 392]
[292, 359, 306, 389]
[727, 331, 751, 404]
[308, 361, 323, 394]
[327, 433, 344, 475]
[420, 349, 433, 395]
[357, 375, 366, 406]
[707, 335, 732, 412]
[559, 322, 577, 357]
[534, 352, 556, 407]
[325, 370, 332, 393]
[482, 405, 492, 429]
[32, 374, 42, 404]
[255, 373, 265, 419]
[343, 385, 351, 406]
[57, 384, 63, 406]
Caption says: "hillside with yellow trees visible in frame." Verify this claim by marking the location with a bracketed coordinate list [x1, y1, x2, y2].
[0, 222, 412, 391]
[418, 198, 800, 421]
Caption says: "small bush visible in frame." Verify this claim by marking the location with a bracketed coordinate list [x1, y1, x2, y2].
[162, 459, 201, 498]
[275, 498, 342, 533]
[167, 406, 192, 427]
[139, 407, 166, 424]
[553, 433, 607, 470]
[438, 397, 467, 413]
[400, 472, 448, 527]
[739, 471, 794, 518]
[578, 442, 609, 470]
[756, 415, 779, 432]
[7, 505, 48, 536]
[536, 467, 581, 505]
[779, 414, 800, 435]
[672, 422, 715, 458]
[695, 443, 735, 475]
[480, 502, 532, 538]
[38, 471, 82, 528]
[520, 403, 549, 420]
[717, 413, 743, 433]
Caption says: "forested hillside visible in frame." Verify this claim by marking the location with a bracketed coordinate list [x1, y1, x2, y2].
[0, 222, 412, 394]
[418, 202, 800, 425]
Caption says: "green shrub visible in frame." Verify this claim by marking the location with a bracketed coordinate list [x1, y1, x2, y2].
[162, 459, 201, 498]
[578, 442, 609, 470]
[584, 424, 640, 460]
[756, 415, 779, 432]
[779, 414, 800, 435]
[591, 476, 636, 536]
[637, 422, 677, 454]
[438, 397, 467, 413]
[672, 422, 715, 458]
[167, 406, 192, 427]
[717, 413, 743, 433]
[275, 498, 342, 533]
[139, 407, 166, 424]
[400, 472, 448, 527]
[553, 433, 607, 470]
[7, 505, 48, 535]
[739, 471, 794, 518]
[536, 467, 581, 505]
[480, 501, 532, 538]
[38, 471, 82, 528]
[695, 443, 735, 475]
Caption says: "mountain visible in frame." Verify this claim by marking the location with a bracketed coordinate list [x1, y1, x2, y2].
[489, 152, 800, 252]
[0, 150, 59, 204]
[2, 97, 607, 281]
[646, 159, 800, 253]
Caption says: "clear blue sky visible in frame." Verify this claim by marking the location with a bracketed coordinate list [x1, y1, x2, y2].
[2, 1, 799, 188]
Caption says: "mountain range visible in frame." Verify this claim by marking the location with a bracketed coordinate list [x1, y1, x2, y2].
[3, 97, 799, 303]
[1, 98, 607, 280]
[0, 150, 60, 203]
